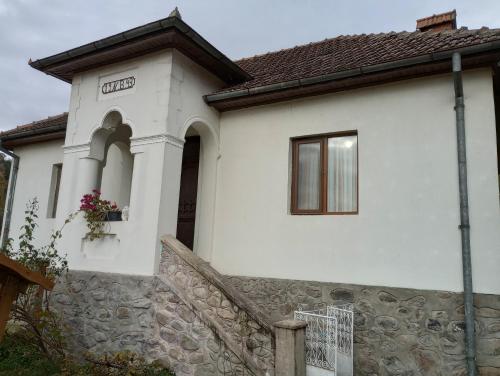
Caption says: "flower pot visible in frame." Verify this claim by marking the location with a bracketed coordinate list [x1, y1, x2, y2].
[105, 211, 122, 221]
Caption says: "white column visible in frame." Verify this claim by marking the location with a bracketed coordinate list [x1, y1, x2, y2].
[158, 140, 184, 235]
[130, 134, 184, 273]
[127, 148, 144, 220]
[77, 157, 101, 198]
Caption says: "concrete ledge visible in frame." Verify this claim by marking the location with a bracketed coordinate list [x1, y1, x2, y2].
[274, 320, 307, 330]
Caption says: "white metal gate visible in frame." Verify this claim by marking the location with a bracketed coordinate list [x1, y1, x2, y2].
[294, 304, 353, 376]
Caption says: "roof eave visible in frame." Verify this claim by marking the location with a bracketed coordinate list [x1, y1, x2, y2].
[0, 124, 67, 149]
[29, 16, 251, 85]
[205, 41, 500, 110]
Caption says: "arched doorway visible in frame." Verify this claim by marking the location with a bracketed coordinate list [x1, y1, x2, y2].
[176, 121, 218, 258]
[176, 133, 200, 249]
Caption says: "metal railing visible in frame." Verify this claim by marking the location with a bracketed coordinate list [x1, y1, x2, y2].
[294, 304, 353, 376]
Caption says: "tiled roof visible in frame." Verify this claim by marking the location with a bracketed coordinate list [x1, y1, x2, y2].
[0, 113, 67, 139]
[5, 26, 500, 137]
[214, 27, 500, 94]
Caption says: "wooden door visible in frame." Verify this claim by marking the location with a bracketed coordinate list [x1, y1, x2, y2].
[176, 136, 200, 250]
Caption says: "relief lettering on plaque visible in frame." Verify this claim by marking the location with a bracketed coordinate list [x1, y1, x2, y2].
[101, 76, 136, 95]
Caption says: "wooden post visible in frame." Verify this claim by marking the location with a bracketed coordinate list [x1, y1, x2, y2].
[0, 276, 21, 341]
[0, 254, 54, 342]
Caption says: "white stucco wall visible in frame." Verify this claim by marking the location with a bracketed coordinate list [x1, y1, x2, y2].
[50, 49, 223, 275]
[168, 50, 222, 261]
[9, 140, 64, 247]
[7, 55, 499, 294]
[53, 51, 178, 275]
[211, 69, 500, 294]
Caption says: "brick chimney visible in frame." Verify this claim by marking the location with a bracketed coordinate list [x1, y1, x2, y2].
[416, 10, 457, 32]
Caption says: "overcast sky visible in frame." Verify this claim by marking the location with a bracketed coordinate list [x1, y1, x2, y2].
[0, 0, 499, 130]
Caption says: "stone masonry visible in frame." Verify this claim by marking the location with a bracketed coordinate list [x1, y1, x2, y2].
[50, 234, 500, 376]
[159, 236, 275, 375]
[51, 236, 275, 376]
[225, 276, 500, 376]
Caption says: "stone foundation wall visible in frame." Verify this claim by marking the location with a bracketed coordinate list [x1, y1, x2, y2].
[225, 276, 500, 376]
[51, 236, 275, 376]
[159, 236, 275, 375]
[52, 272, 156, 356]
[52, 271, 258, 375]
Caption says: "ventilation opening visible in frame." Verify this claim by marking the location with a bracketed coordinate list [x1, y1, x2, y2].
[47, 163, 62, 218]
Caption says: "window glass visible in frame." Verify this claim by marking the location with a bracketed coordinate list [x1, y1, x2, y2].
[297, 142, 321, 210]
[327, 135, 357, 212]
[291, 132, 358, 214]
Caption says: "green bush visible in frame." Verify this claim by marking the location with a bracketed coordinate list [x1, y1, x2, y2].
[3, 198, 76, 363]
[64, 351, 175, 376]
[0, 334, 174, 376]
[0, 334, 60, 376]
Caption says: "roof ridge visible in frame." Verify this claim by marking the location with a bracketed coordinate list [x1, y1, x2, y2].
[1, 112, 68, 136]
[234, 27, 500, 64]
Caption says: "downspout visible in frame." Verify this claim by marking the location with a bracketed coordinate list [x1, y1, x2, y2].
[452, 52, 477, 376]
[0, 143, 19, 250]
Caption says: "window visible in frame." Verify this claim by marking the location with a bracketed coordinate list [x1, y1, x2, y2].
[47, 164, 62, 218]
[291, 132, 358, 214]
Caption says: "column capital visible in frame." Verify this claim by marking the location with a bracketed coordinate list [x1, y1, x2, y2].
[63, 143, 91, 155]
[131, 133, 185, 148]
[130, 133, 185, 153]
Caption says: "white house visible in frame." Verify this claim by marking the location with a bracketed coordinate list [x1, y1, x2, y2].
[1, 9, 499, 375]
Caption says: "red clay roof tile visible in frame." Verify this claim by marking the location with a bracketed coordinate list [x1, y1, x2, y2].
[213, 27, 500, 95]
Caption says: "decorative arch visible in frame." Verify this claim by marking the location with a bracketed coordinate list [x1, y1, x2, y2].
[179, 116, 219, 149]
[100, 106, 136, 134]
[87, 110, 135, 210]
[88, 107, 136, 158]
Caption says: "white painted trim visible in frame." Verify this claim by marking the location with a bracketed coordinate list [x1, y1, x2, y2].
[130, 133, 185, 149]
[180, 116, 219, 145]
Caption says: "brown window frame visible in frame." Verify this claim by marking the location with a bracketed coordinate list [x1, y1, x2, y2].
[291, 131, 358, 215]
